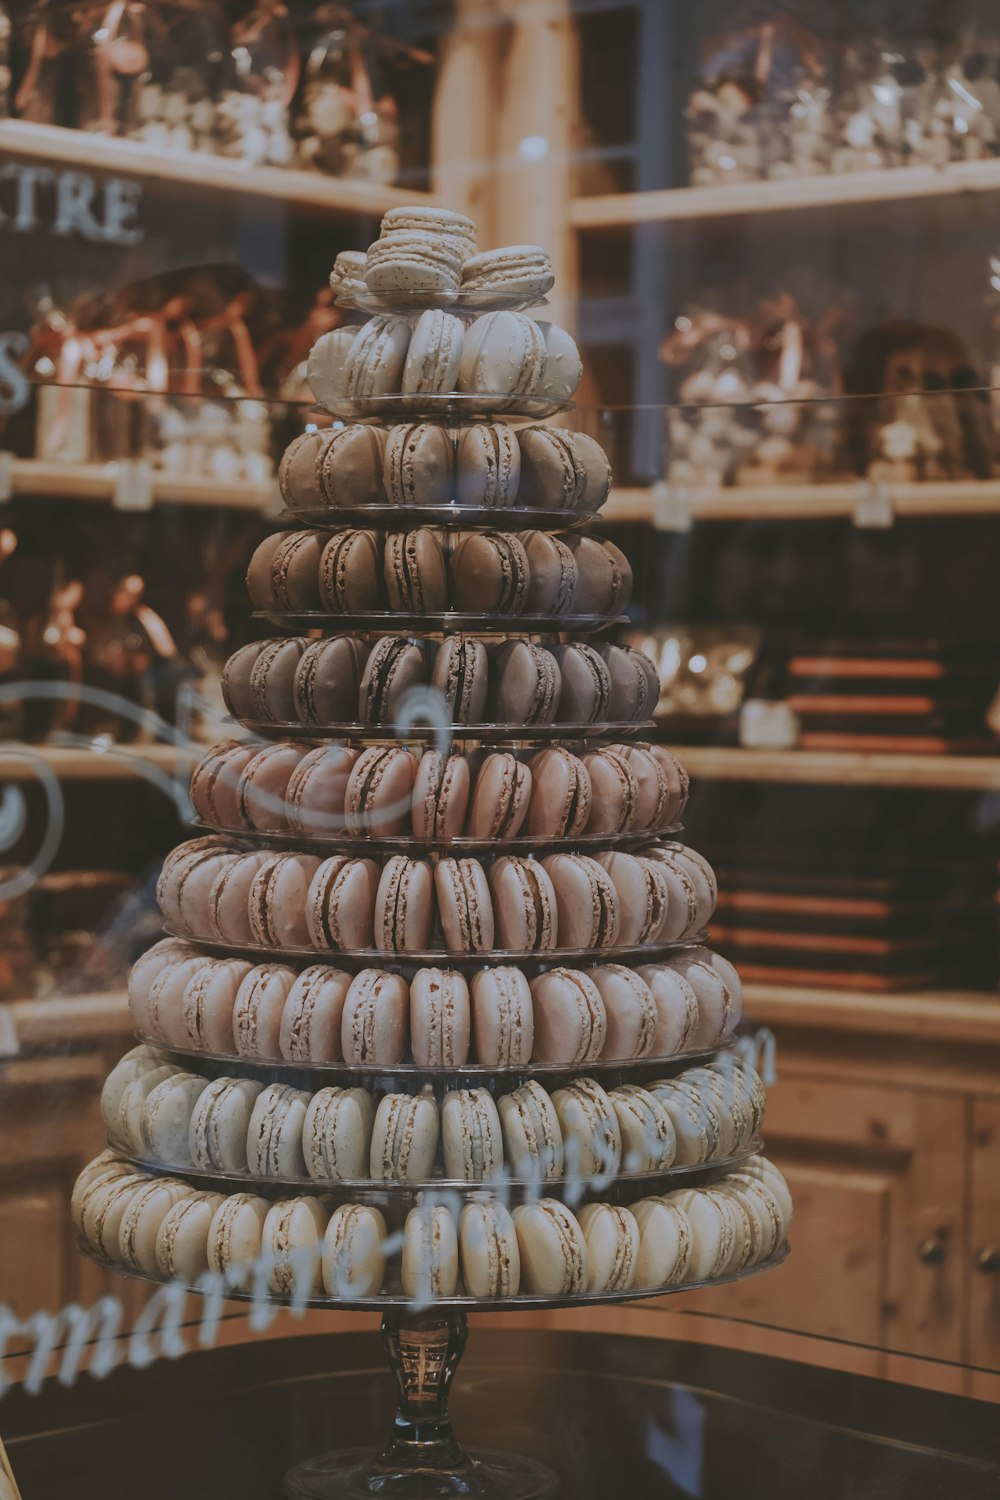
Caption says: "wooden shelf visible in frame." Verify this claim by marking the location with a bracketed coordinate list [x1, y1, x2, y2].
[571, 157, 1000, 228]
[0, 120, 436, 217]
[0, 990, 130, 1057]
[678, 745, 1000, 791]
[603, 480, 1000, 524]
[744, 982, 1000, 1048]
[0, 744, 189, 780]
[8, 459, 279, 513]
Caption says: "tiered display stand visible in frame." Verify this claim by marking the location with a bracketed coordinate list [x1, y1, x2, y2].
[80, 279, 787, 1499]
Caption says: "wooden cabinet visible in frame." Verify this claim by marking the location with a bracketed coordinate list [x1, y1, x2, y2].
[969, 1099, 1000, 1380]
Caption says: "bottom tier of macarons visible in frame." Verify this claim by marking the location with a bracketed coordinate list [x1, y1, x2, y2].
[73, 1149, 791, 1304]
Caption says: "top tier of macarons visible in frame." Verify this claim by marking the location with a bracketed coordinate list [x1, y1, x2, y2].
[309, 206, 581, 419]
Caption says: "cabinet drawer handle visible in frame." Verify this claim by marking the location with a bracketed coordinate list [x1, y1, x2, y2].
[916, 1234, 947, 1265]
[975, 1245, 1000, 1273]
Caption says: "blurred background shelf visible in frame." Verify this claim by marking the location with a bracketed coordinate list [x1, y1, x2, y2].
[0, 120, 437, 218]
[0, 744, 187, 780]
[744, 983, 1000, 1046]
[6, 459, 279, 512]
[571, 157, 1000, 227]
[678, 746, 1000, 791]
[603, 481, 1000, 524]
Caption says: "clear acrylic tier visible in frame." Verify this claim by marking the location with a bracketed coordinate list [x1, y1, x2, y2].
[336, 290, 552, 315]
[230, 719, 656, 745]
[278, 502, 600, 531]
[313, 394, 572, 421]
[253, 611, 628, 637]
[189, 821, 682, 857]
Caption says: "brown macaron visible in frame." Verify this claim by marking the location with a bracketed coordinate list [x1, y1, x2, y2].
[435, 858, 495, 953]
[448, 532, 529, 615]
[384, 423, 454, 506]
[580, 748, 640, 835]
[552, 643, 611, 723]
[319, 530, 382, 613]
[286, 745, 359, 835]
[294, 636, 370, 724]
[279, 430, 330, 511]
[319, 424, 388, 509]
[455, 423, 520, 507]
[345, 745, 417, 836]
[567, 537, 628, 614]
[189, 741, 258, 831]
[238, 639, 308, 724]
[375, 856, 435, 951]
[529, 968, 607, 1064]
[600, 645, 659, 722]
[239, 743, 307, 832]
[306, 856, 380, 950]
[542, 853, 620, 949]
[432, 637, 489, 725]
[488, 856, 557, 951]
[526, 747, 592, 838]
[466, 752, 531, 840]
[271, 532, 323, 611]
[360, 638, 429, 725]
[412, 751, 471, 841]
[246, 532, 292, 610]
[606, 743, 671, 833]
[490, 641, 560, 725]
[384, 529, 448, 613]
[518, 530, 578, 615]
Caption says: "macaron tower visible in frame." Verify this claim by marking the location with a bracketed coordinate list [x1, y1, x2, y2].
[75, 208, 791, 1500]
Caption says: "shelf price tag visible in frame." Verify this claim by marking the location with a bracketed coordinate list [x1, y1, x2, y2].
[652, 480, 692, 533]
[853, 479, 894, 529]
[0, 452, 11, 503]
[113, 458, 153, 512]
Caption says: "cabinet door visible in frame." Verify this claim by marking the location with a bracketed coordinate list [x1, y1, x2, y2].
[683, 1074, 966, 1364]
[969, 1098, 1000, 1374]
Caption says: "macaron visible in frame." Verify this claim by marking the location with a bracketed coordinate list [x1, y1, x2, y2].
[551, 1077, 622, 1178]
[442, 1087, 503, 1182]
[517, 428, 611, 514]
[233, 963, 297, 1059]
[248, 638, 309, 724]
[329, 249, 368, 298]
[341, 969, 410, 1065]
[322, 1203, 387, 1298]
[460, 1198, 521, 1298]
[155, 1190, 226, 1282]
[139, 1072, 208, 1166]
[279, 964, 353, 1063]
[270, 531, 324, 611]
[412, 751, 471, 841]
[207, 1192, 270, 1289]
[518, 530, 578, 614]
[455, 423, 520, 507]
[119, 1178, 188, 1273]
[580, 748, 639, 834]
[247, 1083, 310, 1178]
[552, 643, 610, 722]
[458, 311, 546, 397]
[384, 529, 448, 612]
[294, 636, 369, 724]
[470, 966, 533, 1066]
[488, 856, 557, 951]
[636, 964, 701, 1056]
[128, 938, 196, 1024]
[567, 536, 630, 614]
[402, 1203, 458, 1300]
[209, 849, 272, 944]
[542, 854, 620, 949]
[491, 640, 560, 725]
[526, 747, 591, 838]
[157, 840, 236, 935]
[609, 1084, 677, 1172]
[319, 530, 382, 613]
[360, 637, 428, 724]
[279, 429, 332, 511]
[743, 1155, 794, 1231]
[303, 1086, 375, 1181]
[379, 205, 477, 252]
[448, 532, 529, 615]
[262, 1196, 327, 1296]
[346, 745, 417, 836]
[307, 327, 358, 404]
[535, 321, 584, 401]
[80, 1172, 147, 1263]
[577, 1202, 639, 1292]
[663, 948, 738, 1046]
[597, 851, 668, 945]
[591, 964, 657, 1058]
[513, 1200, 588, 1295]
[664, 1187, 738, 1283]
[647, 1078, 712, 1165]
[344, 316, 411, 397]
[401, 308, 464, 395]
[286, 744, 359, 835]
[189, 1076, 264, 1172]
[100, 1047, 167, 1135]
[646, 744, 690, 825]
[600, 644, 658, 722]
[384, 422, 454, 506]
[410, 968, 471, 1066]
[318, 424, 388, 509]
[529, 968, 606, 1064]
[375, 857, 435, 951]
[460, 245, 554, 307]
[365, 232, 463, 295]
[606, 743, 671, 833]
[497, 1079, 563, 1180]
[143, 958, 214, 1044]
[189, 741, 257, 830]
[632, 1196, 692, 1289]
[432, 636, 489, 724]
[249, 852, 322, 950]
[370, 1091, 440, 1181]
[435, 857, 495, 952]
[239, 743, 306, 833]
[115, 1066, 185, 1151]
[306, 855, 380, 951]
[466, 752, 531, 840]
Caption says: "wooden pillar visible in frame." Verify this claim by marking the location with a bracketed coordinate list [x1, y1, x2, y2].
[495, 0, 579, 331]
[430, 0, 506, 251]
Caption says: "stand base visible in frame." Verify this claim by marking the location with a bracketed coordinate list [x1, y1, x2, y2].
[284, 1446, 558, 1499]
